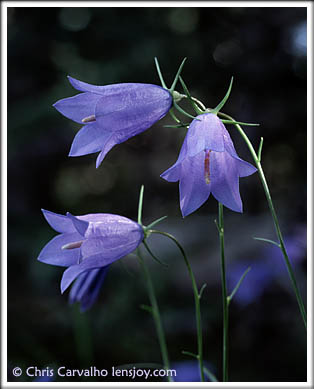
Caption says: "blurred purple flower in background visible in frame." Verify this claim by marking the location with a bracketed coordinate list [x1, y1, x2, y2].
[53, 77, 173, 167]
[172, 360, 216, 382]
[161, 113, 257, 217]
[38, 209, 144, 308]
[228, 225, 306, 306]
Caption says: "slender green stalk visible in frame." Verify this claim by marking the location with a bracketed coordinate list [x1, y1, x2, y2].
[149, 229, 205, 382]
[217, 203, 229, 382]
[218, 111, 307, 329]
[136, 248, 173, 382]
[72, 305, 94, 366]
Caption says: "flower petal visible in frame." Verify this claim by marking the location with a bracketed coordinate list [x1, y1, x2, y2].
[66, 212, 89, 236]
[186, 113, 225, 157]
[236, 158, 257, 178]
[69, 122, 113, 157]
[61, 257, 109, 293]
[80, 236, 140, 262]
[160, 162, 182, 182]
[79, 268, 108, 311]
[68, 76, 115, 95]
[210, 151, 243, 212]
[179, 153, 211, 217]
[68, 271, 89, 303]
[95, 136, 118, 168]
[38, 232, 82, 266]
[69, 267, 109, 311]
[94, 84, 172, 135]
[41, 209, 76, 233]
[53, 92, 101, 124]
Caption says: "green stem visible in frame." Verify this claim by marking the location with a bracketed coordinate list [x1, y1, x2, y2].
[218, 111, 307, 329]
[136, 248, 173, 382]
[149, 230, 205, 382]
[72, 305, 94, 367]
[218, 203, 229, 382]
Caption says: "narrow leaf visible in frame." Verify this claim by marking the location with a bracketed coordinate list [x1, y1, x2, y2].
[253, 237, 280, 247]
[182, 350, 198, 359]
[221, 119, 260, 127]
[258, 137, 264, 162]
[170, 58, 187, 93]
[228, 266, 251, 304]
[154, 57, 167, 89]
[146, 215, 168, 230]
[173, 101, 198, 120]
[137, 185, 144, 225]
[212, 77, 234, 114]
[204, 367, 218, 382]
[143, 241, 168, 267]
[140, 304, 153, 314]
[163, 124, 189, 129]
[198, 283, 207, 299]
[179, 76, 203, 115]
[169, 108, 181, 123]
[214, 218, 220, 232]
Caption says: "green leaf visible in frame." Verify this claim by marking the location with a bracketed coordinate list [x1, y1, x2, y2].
[212, 77, 234, 114]
[163, 124, 189, 129]
[258, 137, 264, 162]
[140, 304, 153, 314]
[179, 76, 203, 115]
[173, 100, 198, 120]
[143, 241, 168, 267]
[214, 218, 220, 233]
[137, 185, 144, 226]
[198, 283, 207, 299]
[169, 108, 181, 123]
[204, 367, 218, 382]
[228, 266, 251, 304]
[154, 57, 167, 89]
[221, 119, 260, 126]
[146, 215, 168, 230]
[182, 350, 198, 359]
[170, 58, 187, 93]
[253, 237, 280, 247]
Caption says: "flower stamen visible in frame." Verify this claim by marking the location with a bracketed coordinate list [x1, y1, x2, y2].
[82, 115, 96, 123]
[204, 150, 211, 184]
[62, 240, 84, 250]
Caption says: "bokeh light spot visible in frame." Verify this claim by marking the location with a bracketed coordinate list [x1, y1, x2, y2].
[167, 8, 199, 35]
[213, 39, 243, 66]
[59, 8, 91, 32]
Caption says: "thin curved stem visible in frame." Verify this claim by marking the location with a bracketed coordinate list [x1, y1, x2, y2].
[218, 111, 307, 329]
[136, 248, 173, 382]
[218, 203, 229, 382]
[149, 229, 205, 382]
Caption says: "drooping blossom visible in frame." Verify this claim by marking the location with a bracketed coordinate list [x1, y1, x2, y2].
[53, 77, 173, 167]
[228, 225, 306, 306]
[161, 113, 257, 217]
[68, 267, 109, 312]
[172, 361, 216, 382]
[38, 209, 144, 305]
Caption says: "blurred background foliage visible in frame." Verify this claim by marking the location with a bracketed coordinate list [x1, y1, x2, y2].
[7, 6, 306, 382]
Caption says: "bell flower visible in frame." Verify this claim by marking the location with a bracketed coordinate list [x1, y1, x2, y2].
[38, 209, 144, 296]
[53, 76, 173, 167]
[161, 113, 257, 217]
[69, 267, 109, 312]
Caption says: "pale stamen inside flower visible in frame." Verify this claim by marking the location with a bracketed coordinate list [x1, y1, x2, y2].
[82, 114, 96, 123]
[62, 240, 84, 250]
[204, 149, 211, 184]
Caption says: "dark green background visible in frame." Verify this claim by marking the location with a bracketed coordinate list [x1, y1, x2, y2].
[7, 6, 307, 382]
